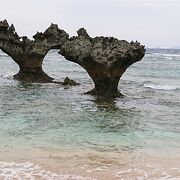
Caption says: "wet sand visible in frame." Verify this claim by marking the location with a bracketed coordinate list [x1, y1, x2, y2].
[0, 148, 180, 179]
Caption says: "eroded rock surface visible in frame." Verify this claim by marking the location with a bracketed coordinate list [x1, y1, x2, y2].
[59, 28, 145, 97]
[0, 20, 145, 98]
[0, 20, 69, 82]
[63, 77, 80, 86]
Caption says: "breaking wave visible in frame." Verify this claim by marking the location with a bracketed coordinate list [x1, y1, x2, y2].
[2, 72, 15, 79]
[144, 83, 178, 91]
[0, 54, 9, 57]
[146, 52, 180, 60]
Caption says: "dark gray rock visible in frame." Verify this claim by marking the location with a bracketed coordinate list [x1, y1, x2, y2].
[9, 24, 15, 33]
[0, 19, 145, 98]
[63, 77, 80, 86]
[0, 20, 69, 82]
[59, 28, 145, 97]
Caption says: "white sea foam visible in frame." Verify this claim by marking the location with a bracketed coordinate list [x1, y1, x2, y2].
[148, 53, 180, 57]
[144, 83, 178, 91]
[0, 53, 9, 57]
[0, 161, 94, 180]
[2, 72, 15, 79]
[115, 167, 180, 179]
[161, 53, 180, 57]
[146, 53, 180, 60]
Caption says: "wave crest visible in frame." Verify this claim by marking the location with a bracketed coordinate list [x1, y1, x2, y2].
[2, 72, 15, 79]
[144, 83, 178, 91]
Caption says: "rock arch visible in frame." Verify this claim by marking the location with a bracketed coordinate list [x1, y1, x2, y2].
[0, 20, 69, 82]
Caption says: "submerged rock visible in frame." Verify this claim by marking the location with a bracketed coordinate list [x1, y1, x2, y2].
[0, 20, 69, 82]
[59, 28, 145, 97]
[63, 77, 80, 86]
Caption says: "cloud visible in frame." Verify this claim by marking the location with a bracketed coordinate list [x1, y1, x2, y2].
[0, 0, 179, 48]
[104, 0, 180, 5]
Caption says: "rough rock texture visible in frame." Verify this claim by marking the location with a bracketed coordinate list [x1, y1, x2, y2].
[0, 19, 145, 97]
[63, 77, 80, 86]
[0, 20, 69, 82]
[59, 28, 145, 97]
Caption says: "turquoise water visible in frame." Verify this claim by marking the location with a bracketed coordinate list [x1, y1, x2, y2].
[0, 49, 180, 179]
[0, 49, 180, 152]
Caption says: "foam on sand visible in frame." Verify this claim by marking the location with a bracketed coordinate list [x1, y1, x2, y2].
[0, 161, 94, 180]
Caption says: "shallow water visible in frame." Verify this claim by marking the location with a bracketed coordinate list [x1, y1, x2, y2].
[0, 49, 180, 179]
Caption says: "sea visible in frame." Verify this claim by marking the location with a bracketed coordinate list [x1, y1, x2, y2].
[0, 48, 180, 179]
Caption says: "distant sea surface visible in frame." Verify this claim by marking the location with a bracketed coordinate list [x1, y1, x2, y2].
[0, 49, 180, 179]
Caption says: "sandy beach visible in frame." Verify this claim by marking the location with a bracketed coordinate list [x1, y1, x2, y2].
[0, 147, 180, 179]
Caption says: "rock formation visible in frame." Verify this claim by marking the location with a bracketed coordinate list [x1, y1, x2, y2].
[59, 28, 145, 97]
[0, 20, 69, 82]
[63, 77, 80, 86]
[0, 19, 145, 98]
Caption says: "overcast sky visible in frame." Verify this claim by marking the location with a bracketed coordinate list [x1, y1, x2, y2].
[0, 0, 180, 48]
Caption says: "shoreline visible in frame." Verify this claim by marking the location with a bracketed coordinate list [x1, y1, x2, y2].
[0, 147, 180, 179]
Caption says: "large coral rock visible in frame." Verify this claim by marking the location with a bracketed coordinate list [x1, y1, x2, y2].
[0, 19, 145, 98]
[59, 28, 145, 97]
[0, 20, 69, 82]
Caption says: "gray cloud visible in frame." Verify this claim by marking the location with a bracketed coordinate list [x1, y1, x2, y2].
[0, 0, 180, 48]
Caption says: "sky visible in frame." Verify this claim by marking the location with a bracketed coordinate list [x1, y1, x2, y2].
[0, 0, 180, 48]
